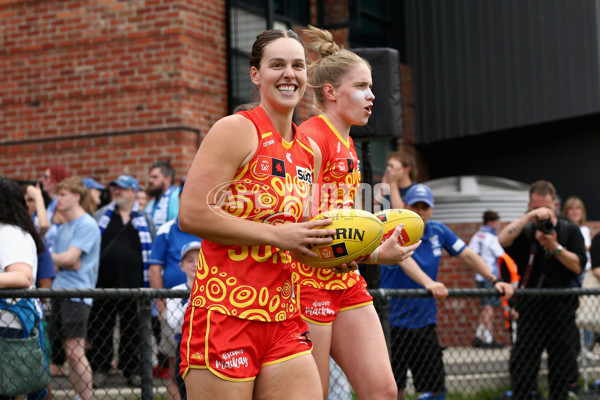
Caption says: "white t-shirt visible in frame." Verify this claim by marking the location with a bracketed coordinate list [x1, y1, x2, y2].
[0, 223, 38, 329]
[0, 224, 37, 286]
[468, 226, 505, 282]
[165, 282, 189, 336]
[581, 225, 592, 271]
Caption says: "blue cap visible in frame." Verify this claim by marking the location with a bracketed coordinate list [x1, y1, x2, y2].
[109, 175, 139, 191]
[180, 241, 202, 259]
[405, 183, 434, 207]
[82, 177, 106, 190]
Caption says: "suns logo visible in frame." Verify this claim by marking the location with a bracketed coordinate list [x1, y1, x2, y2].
[296, 166, 313, 184]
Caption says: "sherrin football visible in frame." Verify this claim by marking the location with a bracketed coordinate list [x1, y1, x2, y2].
[294, 209, 384, 269]
[374, 208, 424, 247]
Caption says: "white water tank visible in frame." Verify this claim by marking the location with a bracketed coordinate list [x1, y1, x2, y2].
[425, 175, 530, 223]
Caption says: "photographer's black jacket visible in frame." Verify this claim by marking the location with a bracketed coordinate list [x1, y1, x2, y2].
[505, 218, 586, 316]
[506, 218, 587, 289]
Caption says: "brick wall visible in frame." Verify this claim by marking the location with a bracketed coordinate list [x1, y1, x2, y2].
[1, 0, 226, 187]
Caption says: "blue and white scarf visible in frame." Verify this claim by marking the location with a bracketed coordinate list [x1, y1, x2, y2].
[97, 201, 153, 287]
[149, 185, 175, 227]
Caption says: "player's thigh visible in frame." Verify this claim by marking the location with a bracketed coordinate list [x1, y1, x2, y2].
[305, 322, 332, 375]
[184, 368, 253, 400]
[305, 321, 332, 397]
[330, 305, 396, 395]
[254, 353, 322, 400]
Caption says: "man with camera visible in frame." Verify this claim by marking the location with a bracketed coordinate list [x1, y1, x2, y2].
[498, 180, 586, 400]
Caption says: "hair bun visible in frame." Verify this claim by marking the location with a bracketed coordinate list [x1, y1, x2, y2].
[319, 42, 339, 57]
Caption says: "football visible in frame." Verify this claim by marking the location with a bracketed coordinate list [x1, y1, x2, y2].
[374, 208, 424, 246]
[294, 209, 384, 269]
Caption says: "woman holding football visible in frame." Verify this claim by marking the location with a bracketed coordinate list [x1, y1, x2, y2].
[178, 29, 336, 400]
[292, 26, 448, 400]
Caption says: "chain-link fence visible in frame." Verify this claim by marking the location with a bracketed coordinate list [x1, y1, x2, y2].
[2, 288, 600, 399]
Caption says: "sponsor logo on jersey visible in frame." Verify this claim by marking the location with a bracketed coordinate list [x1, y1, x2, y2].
[256, 155, 286, 177]
[334, 158, 355, 174]
[263, 139, 275, 147]
[291, 330, 312, 345]
[296, 166, 313, 184]
[215, 349, 249, 371]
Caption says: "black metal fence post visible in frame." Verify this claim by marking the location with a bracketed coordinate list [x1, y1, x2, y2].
[138, 291, 154, 400]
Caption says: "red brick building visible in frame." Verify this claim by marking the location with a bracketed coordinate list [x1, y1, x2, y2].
[1, 0, 228, 185]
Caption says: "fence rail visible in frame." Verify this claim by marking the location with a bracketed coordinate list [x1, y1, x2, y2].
[2, 288, 600, 399]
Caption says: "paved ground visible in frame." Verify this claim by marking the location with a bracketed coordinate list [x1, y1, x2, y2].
[47, 346, 600, 399]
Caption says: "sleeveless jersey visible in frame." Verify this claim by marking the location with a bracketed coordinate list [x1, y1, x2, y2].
[291, 114, 363, 290]
[190, 106, 315, 322]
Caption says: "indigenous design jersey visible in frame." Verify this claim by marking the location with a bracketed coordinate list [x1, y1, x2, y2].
[191, 106, 315, 322]
[292, 114, 362, 290]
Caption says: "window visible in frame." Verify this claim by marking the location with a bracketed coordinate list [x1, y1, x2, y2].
[227, 1, 309, 113]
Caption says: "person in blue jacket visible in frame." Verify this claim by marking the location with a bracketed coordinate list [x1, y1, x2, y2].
[379, 183, 514, 400]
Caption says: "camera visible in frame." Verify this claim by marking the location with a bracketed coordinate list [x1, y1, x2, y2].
[536, 219, 555, 234]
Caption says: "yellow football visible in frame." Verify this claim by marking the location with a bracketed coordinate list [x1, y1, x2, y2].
[294, 209, 384, 269]
[374, 208, 424, 246]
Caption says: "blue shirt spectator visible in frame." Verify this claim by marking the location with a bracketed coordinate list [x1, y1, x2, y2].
[380, 220, 466, 328]
[149, 218, 199, 290]
[52, 213, 100, 306]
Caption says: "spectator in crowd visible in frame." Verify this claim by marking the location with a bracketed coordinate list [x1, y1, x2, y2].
[136, 190, 149, 210]
[590, 231, 600, 296]
[40, 165, 70, 252]
[376, 151, 418, 210]
[149, 178, 199, 380]
[49, 177, 101, 400]
[82, 178, 106, 215]
[498, 180, 586, 400]
[20, 181, 57, 399]
[22, 181, 57, 388]
[24, 183, 50, 237]
[164, 240, 200, 400]
[89, 175, 156, 387]
[145, 160, 180, 228]
[380, 183, 514, 400]
[469, 210, 506, 349]
[562, 195, 597, 361]
[0, 177, 48, 400]
[22, 182, 56, 287]
[0, 177, 42, 288]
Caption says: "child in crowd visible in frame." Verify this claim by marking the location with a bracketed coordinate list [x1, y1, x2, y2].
[164, 241, 200, 400]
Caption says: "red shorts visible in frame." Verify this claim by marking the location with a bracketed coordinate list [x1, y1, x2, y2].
[179, 307, 312, 381]
[296, 276, 373, 325]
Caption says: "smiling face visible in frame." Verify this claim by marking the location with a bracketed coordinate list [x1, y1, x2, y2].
[250, 37, 307, 113]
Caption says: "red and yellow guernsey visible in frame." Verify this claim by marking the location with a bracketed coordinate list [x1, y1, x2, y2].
[190, 106, 315, 322]
[291, 114, 362, 290]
